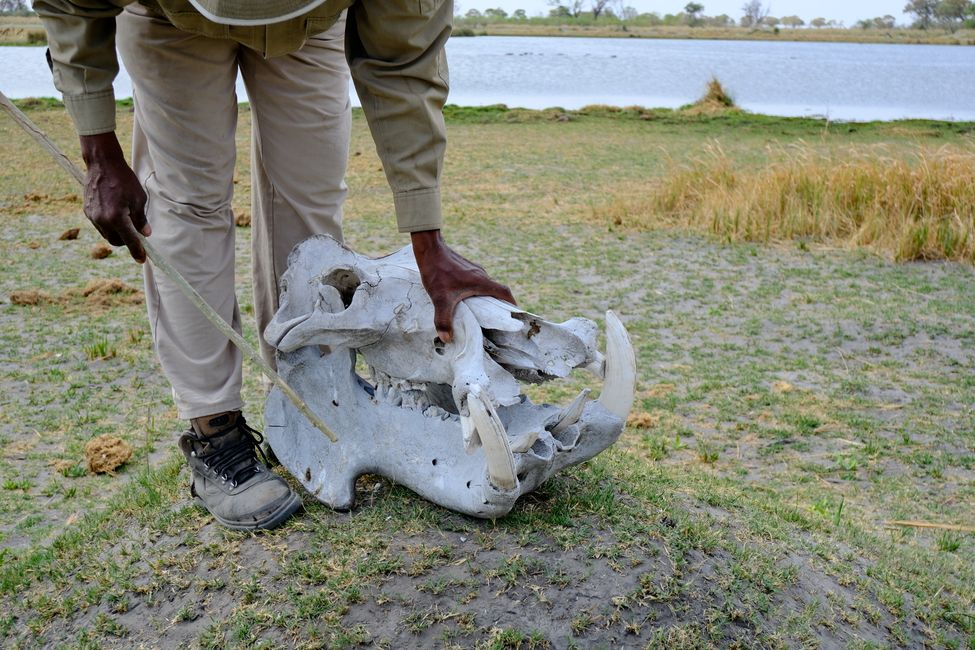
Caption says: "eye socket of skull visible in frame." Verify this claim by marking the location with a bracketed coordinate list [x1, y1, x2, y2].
[320, 267, 362, 308]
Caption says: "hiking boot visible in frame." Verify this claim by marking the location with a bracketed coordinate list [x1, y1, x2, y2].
[178, 411, 301, 531]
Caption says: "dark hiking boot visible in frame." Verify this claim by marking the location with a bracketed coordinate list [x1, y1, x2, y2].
[178, 411, 301, 530]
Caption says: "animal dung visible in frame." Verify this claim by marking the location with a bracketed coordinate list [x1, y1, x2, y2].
[235, 211, 251, 227]
[91, 243, 113, 259]
[59, 227, 81, 240]
[84, 434, 133, 474]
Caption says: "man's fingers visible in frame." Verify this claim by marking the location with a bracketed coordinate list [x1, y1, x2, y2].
[434, 300, 457, 343]
[116, 216, 147, 264]
[129, 194, 151, 237]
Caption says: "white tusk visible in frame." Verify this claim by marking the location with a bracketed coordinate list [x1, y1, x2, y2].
[551, 388, 591, 435]
[509, 430, 541, 454]
[597, 311, 636, 420]
[460, 415, 481, 454]
[468, 385, 518, 490]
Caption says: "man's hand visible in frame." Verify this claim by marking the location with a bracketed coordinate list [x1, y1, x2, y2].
[411, 230, 516, 343]
[80, 132, 151, 263]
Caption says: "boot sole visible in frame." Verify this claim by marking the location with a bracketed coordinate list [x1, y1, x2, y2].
[195, 490, 303, 531]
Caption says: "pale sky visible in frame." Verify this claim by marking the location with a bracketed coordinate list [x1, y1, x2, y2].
[456, 1, 911, 26]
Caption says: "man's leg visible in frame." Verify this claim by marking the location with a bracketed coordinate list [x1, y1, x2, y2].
[117, 7, 300, 530]
[117, 6, 244, 418]
[238, 15, 352, 367]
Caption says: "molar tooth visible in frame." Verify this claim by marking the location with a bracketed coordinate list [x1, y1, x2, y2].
[551, 388, 591, 435]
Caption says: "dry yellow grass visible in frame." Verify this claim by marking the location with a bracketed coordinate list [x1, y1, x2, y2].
[0, 17, 46, 45]
[605, 143, 975, 263]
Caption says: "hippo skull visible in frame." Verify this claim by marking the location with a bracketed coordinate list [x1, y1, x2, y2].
[263, 236, 636, 518]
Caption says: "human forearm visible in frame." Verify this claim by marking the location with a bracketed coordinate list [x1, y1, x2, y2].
[346, 0, 452, 233]
[33, 0, 126, 135]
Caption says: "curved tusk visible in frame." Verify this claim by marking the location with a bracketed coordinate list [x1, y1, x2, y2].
[597, 311, 636, 420]
[552, 388, 591, 435]
[468, 385, 518, 490]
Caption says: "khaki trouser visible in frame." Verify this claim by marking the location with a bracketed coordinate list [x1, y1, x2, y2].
[117, 6, 351, 419]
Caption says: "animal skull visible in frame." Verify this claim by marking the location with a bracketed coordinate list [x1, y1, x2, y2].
[263, 236, 636, 518]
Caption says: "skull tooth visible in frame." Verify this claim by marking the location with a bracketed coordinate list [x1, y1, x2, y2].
[551, 388, 591, 435]
[461, 415, 481, 454]
[598, 310, 637, 420]
[468, 385, 518, 491]
[509, 430, 541, 454]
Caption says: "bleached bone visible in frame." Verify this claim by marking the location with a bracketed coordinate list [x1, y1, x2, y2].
[552, 388, 591, 435]
[468, 385, 518, 490]
[598, 311, 636, 420]
[263, 236, 636, 518]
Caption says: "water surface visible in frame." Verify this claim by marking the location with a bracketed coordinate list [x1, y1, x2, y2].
[3, 37, 974, 121]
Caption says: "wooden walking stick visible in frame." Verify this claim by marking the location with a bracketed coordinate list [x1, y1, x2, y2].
[0, 90, 338, 443]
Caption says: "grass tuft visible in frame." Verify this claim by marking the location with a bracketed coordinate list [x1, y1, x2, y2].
[682, 77, 740, 116]
[606, 143, 975, 263]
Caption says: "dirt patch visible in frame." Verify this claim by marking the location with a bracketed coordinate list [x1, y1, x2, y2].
[84, 435, 133, 475]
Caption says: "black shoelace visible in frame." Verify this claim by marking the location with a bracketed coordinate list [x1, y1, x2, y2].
[193, 418, 270, 488]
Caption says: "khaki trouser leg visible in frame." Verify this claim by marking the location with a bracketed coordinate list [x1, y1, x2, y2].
[118, 8, 244, 419]
[117, 8, 350, 417]
[239, 15, 351, 367]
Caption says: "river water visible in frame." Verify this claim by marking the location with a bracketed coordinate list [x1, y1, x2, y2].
[3, 36, 974, 121]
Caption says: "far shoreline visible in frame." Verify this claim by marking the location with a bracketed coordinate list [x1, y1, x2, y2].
[11, 97, 975, 128]
[2, 17, 974, 47]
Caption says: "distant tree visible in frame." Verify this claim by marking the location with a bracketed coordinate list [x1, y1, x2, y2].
[780, 15, 804, 28]
[591, 0, 612, 20]
[464, 8, 482, 18]
[762, 15, 780, 28]
[484, 7, 508, 18]
[548, 0, 584, 18]
[708, 13, 733, 26]
[684, 2, 704, 25]
[0, 0, 29, 12]
[740, 0, 769, 27]
[620, 5, 638, 20]
[904, 0, 939, 28]
[935, 0, 973, 30]
[512, 8, 527, 19]
[875, 14, 897, 28]
[810, 16, 827, 28]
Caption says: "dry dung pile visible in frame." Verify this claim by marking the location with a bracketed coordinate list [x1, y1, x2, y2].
[8, 279, 143, 308]
[91, 243, 113, 259]
[84, 434, 133, 474]
[10, 290, 56, 306]
[626, 411, 660, 429]
[58, 227, 81, 241]
[235, 211, 252, 227]
[80, 278, 145, 307]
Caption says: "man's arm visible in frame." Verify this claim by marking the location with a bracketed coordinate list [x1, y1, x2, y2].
[346, 0, 515, 341]
[33, 0, 150, 262]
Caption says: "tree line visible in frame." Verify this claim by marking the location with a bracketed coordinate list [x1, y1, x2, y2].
[458, 0, 975, 31]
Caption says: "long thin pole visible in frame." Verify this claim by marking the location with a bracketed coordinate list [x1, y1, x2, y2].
[1, 91, 338, 443]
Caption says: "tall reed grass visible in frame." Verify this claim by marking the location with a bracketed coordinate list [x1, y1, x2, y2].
[607, 143, 975, 263]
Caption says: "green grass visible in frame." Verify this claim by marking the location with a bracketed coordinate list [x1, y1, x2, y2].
[0, 102, 973, 647]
